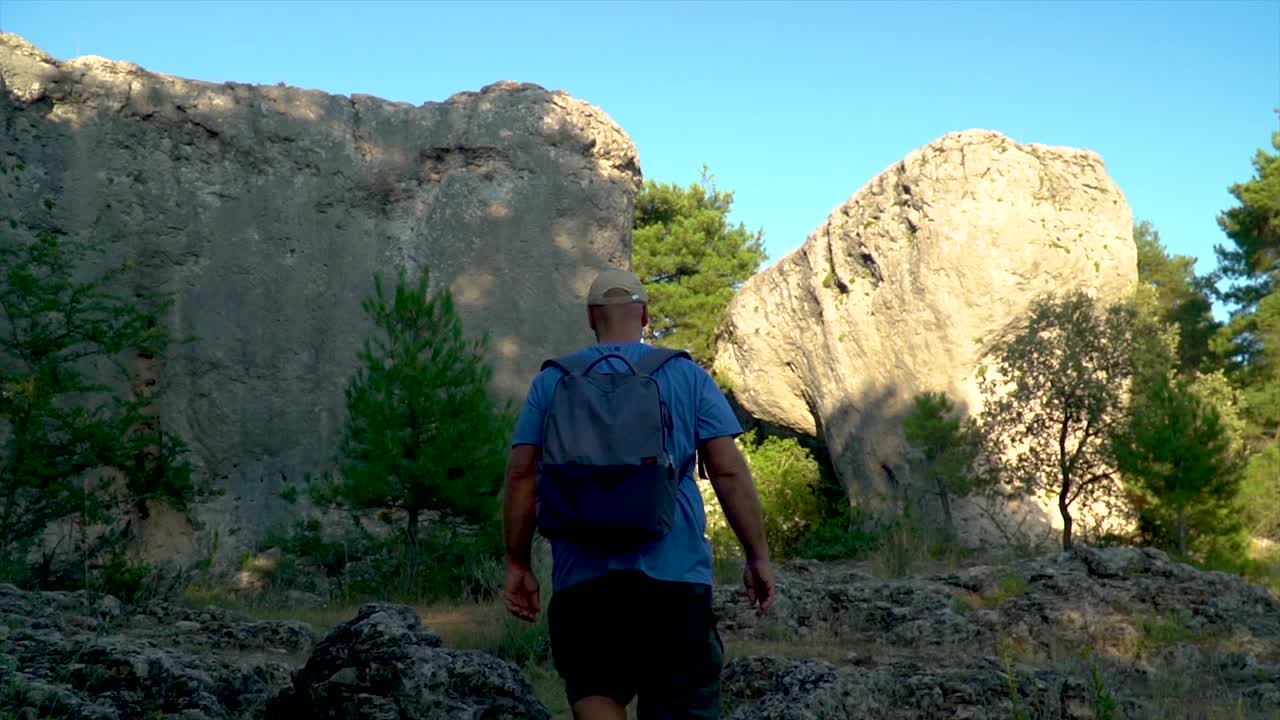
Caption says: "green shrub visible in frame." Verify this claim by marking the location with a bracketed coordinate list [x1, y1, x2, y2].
[794, 509, 883, 561]
[1194, 547, 1280, 597]
[248, 514, 504, 605]
[90, 552, 175, 605]
[702, 430, 825, 560]
[1135, 609, 1208, 652]
[874, 512, 921, 577]
[1239, 446, 1280, 541]
[867, 506, 971, 577]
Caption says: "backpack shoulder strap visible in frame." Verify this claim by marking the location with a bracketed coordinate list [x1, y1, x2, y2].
[541, 353, 590, 376]
[542, 351, 642, 377]
[635, 347, 692, 377]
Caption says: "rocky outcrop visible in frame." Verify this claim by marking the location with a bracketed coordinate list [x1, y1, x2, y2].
[0, 34, 641, 554]
[266, 603, 549, 719]
[713, 547, 1280, 718]
[0, 589, 546, 719]
[712, 129, 1136, 537]
[715, 546, 1280, 654]
[3, 548, 1276, 718]
[0, 584, 313, 719]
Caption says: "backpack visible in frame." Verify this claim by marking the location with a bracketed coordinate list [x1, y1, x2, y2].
[535, 347, 693, 549]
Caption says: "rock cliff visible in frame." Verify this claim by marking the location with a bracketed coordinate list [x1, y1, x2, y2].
[0, 34, 640, 553]
[713, 129, 1137, 538]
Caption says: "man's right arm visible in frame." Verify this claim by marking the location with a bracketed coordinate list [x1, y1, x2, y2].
[500, 371, 551, 622]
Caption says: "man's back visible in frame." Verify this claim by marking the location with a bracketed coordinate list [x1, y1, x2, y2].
[510, 341, 741, 593]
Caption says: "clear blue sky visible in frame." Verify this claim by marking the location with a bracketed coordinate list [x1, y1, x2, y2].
[3, 0, 1278, 301]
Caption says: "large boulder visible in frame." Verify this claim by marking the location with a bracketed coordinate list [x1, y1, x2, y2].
[0, 34, 641, 555]
[712, 129, 1137, 538]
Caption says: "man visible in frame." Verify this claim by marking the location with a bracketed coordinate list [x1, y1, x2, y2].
[501, 267, 776, 720]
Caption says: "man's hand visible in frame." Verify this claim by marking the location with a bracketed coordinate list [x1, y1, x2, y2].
[503, 560, 541, 622]
[743, 558, 776, 617]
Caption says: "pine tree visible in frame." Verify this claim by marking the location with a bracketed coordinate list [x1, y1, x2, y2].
[1213, 128, 1280, 318]
[902, 391, 985, 539]
[0, 230, 200, 583]
[314, 267, 512, 565]
[1113, 373, 1245, 559]
[1212, 128, 1280, 387]
[1134, 220, 1219, 373]
[1209, 123, 1280, 548]
[632, 168, 767, 363]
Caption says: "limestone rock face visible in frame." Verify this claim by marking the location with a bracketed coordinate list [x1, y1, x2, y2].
[0, 34, 640, 551]
[713, 129, 1136, 532]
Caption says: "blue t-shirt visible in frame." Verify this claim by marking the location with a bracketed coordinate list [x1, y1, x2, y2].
[511, 342, 743, 592]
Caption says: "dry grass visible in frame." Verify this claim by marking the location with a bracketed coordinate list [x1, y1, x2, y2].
[419, 601, 506, 649]
[953, 572, 1031, 612]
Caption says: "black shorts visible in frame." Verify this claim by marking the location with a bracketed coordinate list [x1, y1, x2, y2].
[547, 570, 724, 719]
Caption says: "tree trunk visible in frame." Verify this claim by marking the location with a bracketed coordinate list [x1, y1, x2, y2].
[406, 507, 420, 549]
[1177, 509, 1187, 558]
[406, 507, 420, 586]
[1057, 415, 1074, 552]
[937, 477, 954, 539]
[1059, 484, 1074, 551]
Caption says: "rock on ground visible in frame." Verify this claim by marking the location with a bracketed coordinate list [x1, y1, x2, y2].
[267, 602, 549, 720]
[0, 32, 641, 556]
[712, 129, 1137, 540]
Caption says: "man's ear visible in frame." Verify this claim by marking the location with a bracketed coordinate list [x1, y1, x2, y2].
[641, 303, 649, 328]
[587, 305, 597, 333]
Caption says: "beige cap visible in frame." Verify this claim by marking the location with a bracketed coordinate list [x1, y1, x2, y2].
[587, 268, 648, 305]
